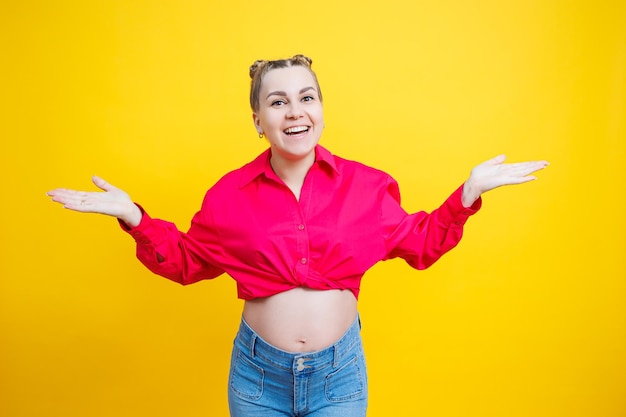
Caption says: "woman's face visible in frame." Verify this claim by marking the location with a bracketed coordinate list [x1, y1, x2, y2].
[253, 65, 324, 166]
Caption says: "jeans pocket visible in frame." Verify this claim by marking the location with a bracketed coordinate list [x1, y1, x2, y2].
[325, 355, 366, 402]
[229, 349, 265, 401]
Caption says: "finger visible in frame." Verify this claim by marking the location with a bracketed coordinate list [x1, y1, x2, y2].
[48, 188, 87, 202]
[47, 187, 100, 210]
[50, 197, 87, 211]
[487, 174, 538, 189]
[522, 162, 549, 176]
[502, 161, 549, 177]
[485, 154, 506, 165]
[509, 175, 538, 184]
[46, 187, 72, 197]
[62, 201, 92, 212]
[92, 175, 116, 192]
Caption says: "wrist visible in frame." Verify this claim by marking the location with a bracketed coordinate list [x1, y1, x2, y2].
[120, 203, 142, 228]
[462, 180, 481, 208]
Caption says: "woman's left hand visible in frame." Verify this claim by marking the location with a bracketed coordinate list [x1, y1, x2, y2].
[462, 155, 549, 207]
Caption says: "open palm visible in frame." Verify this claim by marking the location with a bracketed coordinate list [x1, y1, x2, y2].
[47, 176, 142, 227]
[462, 155, 549, 206]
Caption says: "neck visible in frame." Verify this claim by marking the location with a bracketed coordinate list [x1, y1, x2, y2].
[270, 151, 316, 200]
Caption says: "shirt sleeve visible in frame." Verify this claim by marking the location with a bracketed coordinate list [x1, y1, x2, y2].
[381, 177, 481, 270]
[119, 203, 224, 285]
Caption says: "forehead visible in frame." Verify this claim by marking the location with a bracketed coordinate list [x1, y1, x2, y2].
[260, 66, 317, 93]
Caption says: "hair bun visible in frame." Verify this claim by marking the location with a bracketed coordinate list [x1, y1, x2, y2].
[249, 60, 268, 78]
[292, 54, 312, 67]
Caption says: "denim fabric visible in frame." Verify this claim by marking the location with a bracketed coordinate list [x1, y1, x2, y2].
[228, 315, 368, 417]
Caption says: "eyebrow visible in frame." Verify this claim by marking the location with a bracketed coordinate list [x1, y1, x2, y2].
[266, 86, 316, 99]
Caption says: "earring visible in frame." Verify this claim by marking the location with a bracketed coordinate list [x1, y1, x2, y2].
[258, 132, 264, 139]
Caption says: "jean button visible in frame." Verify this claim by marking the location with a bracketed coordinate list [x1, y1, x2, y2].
[296, 358, 310, 371]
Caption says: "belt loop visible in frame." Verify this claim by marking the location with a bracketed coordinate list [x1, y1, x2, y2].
[333, 344, 339, 368]
[250, 334, 257, 358]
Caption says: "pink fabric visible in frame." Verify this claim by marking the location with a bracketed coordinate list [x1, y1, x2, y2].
[122, 146, 481, 300]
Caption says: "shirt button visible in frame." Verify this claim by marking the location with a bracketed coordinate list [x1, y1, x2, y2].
[298, 224, 305, 231]
[300, 258, 307, 264]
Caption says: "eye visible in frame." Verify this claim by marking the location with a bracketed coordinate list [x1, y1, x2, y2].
[271, 99, 286, 106]
[302, 95, 314, 102]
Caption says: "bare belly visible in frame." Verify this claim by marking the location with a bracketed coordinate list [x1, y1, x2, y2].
[242, 287, 358, 353]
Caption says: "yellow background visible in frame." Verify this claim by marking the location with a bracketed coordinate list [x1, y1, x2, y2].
[1, 1, 625, 416]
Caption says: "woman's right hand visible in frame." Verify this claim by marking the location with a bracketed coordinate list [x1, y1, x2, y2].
[47, 176, 143, 227]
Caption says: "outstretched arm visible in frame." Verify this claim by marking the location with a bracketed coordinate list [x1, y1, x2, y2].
[461, 155, 549, 207]
[48, 176, 224, 283]
[47, 176, 142, 227]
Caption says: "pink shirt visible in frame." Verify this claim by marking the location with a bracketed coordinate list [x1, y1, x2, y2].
[123, 146, 481, 300]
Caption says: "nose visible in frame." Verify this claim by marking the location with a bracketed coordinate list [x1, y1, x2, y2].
[286, 102, 304, 119]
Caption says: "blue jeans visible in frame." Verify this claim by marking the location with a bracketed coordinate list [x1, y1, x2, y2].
[228, 315, 368, 417]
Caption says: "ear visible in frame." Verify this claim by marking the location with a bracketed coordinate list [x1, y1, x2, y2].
[252, 113, 262, 134]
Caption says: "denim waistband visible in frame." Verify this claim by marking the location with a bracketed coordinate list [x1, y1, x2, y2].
[234, 314, 362, 373]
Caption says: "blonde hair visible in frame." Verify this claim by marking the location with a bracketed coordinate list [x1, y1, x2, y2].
[249, 54, 323, 112]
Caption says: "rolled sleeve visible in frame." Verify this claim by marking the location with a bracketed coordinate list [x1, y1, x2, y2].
[383, 182, 481, 270]
[118, 203, 224, 285]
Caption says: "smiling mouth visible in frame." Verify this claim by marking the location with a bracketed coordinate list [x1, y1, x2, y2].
[284, 126, 310, 136]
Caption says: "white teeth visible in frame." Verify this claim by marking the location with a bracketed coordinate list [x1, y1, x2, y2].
[284, 126, 309, 134]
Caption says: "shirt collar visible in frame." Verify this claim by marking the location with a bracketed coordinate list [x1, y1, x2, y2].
[239, 145, 340, 189]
